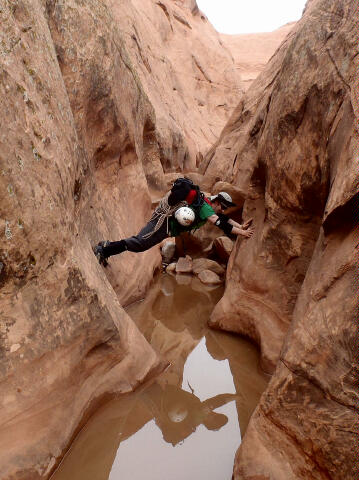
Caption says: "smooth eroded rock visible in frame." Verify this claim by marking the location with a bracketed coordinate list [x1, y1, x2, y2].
[221, 22, 296, 91]
[166, 262, 177, 273]
[204, 0, 359, 477]
[111, 0, 242, 176]
[192, 258, 225, 276]
[176, 255, 193, 273]
[198, 269, 223, 285]
[213, 236, 234, 262]
[161, 239, 176, 264]
[209, 0, 358, 372]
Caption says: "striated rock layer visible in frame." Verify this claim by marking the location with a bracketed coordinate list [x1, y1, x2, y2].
[0, 0, 240, 478]
[204, 0, 358, 477]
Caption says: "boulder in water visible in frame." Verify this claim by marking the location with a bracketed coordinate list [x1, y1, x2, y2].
[192, 258, 225, 276]
[176, 255, 193, 273]
[198, 270, 223, 285]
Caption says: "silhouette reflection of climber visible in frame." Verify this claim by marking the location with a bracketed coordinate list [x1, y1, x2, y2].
[143, 383, 237, 446]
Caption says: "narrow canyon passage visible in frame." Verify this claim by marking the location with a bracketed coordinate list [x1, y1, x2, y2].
[50, 274, 268, 480]
[1, 1, 357, 478]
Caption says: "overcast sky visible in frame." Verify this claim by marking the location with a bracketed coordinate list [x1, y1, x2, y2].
[196, 0, 308, 34]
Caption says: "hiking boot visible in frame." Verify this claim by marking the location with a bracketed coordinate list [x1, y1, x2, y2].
[93, 241, 110, 267]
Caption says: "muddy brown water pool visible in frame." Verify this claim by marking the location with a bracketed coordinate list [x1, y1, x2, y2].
[51, 273, 268, 480]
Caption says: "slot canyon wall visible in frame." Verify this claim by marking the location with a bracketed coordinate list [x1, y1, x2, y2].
[203, 0, 358, 477]
[0, 0, 242, 478]
[106, 0, 242, 179]
[0, 0, 357, 478]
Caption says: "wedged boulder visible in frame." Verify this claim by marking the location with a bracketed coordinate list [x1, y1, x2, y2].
[198, 269, 223, 285]
[175, 255, 193, 273]
[192, 258, 225, 276]
[161, 239, 176, 264]
[175, 230, 211, 257]
[213, 236, 234, 262]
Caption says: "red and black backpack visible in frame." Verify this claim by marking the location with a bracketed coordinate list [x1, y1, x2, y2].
[169, 177, 204, 208]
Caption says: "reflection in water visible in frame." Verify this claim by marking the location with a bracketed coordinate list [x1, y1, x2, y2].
[51, 274, 268, 480]
[142, 383, 236, 446]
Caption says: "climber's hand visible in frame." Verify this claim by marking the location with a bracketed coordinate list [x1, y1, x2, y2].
[242, 218, 253, 230]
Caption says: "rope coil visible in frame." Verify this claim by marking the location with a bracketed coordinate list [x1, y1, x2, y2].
[142, 192, 187, 239]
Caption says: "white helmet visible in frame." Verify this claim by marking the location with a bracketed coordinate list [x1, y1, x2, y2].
[209, 191, 236, 208]
[174, 206, 195, 226]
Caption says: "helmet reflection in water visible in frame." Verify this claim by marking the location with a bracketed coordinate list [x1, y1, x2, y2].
[144, 384, 234, 446]
[167, 404, 188, 423]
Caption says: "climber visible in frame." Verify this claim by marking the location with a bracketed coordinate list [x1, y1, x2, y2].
[93, 178, 254, 267]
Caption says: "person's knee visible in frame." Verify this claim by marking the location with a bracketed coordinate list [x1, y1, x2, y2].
[126, 236, 149, 252]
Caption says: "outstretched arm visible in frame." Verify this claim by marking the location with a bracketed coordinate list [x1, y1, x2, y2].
[228, 217, 254, 237]
[202, 393, 239, 410]
[207, 215, 254, 238]
[228, 217, 252, 229]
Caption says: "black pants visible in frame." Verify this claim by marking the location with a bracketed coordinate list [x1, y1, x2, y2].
[103, 217, 169, 257]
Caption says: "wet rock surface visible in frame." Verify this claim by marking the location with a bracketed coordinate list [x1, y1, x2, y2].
[166, 255, 226, 285]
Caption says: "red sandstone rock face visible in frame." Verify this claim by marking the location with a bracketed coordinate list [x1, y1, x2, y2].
[208, 0, 358, 371]
[198, 269, 222, 285]
[0, 1, 240, 478]
[0, 2, 165, 478]
[204, 0, 358, 477]
[1, 0, 357, 478]
[234, 226, 358, 479]
[175, 255, 193, 273]
[192, 258, 225, 276]
[109, 0, 241, 186]
[213, 236, 234, 262]
[221, 22, 296, 91]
